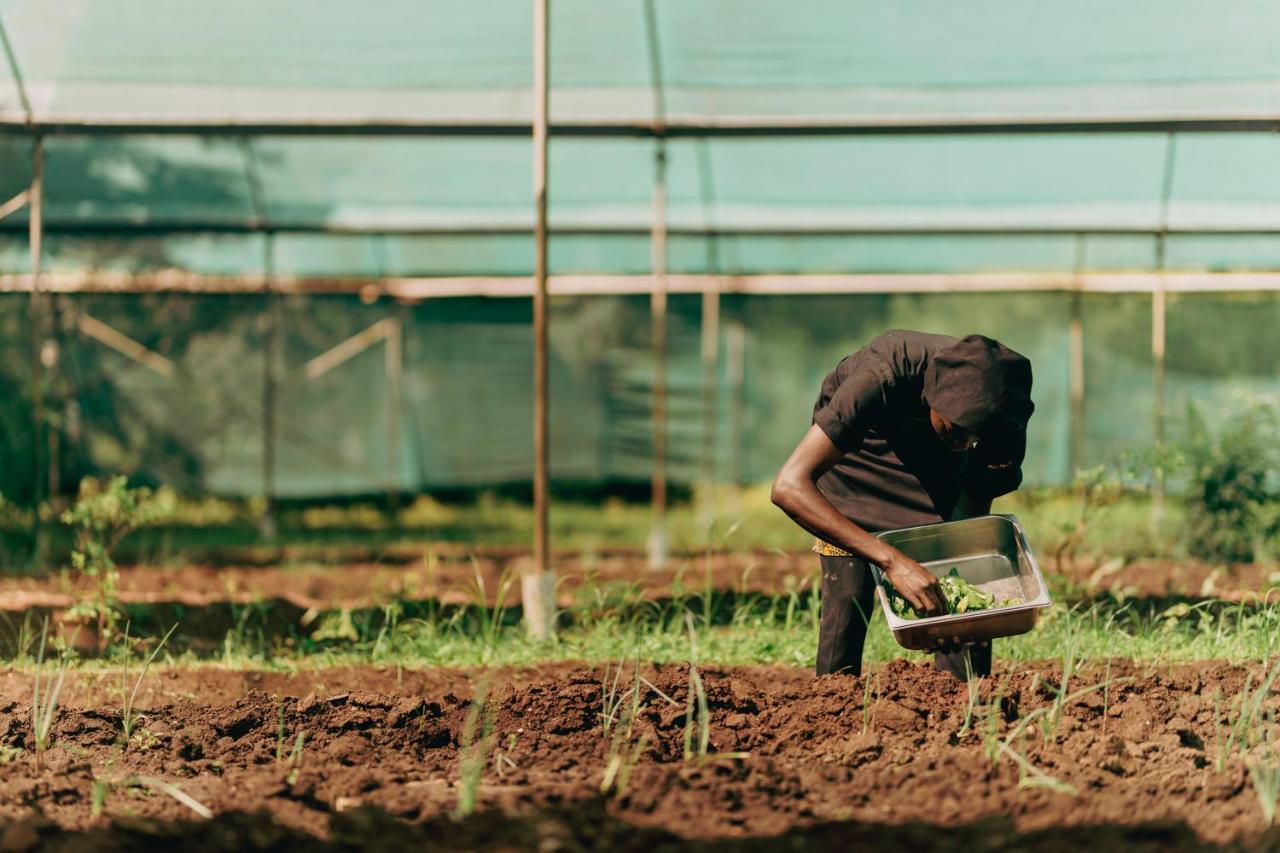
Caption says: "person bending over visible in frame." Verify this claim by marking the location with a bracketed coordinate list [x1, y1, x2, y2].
[771, 330, 1034, 679]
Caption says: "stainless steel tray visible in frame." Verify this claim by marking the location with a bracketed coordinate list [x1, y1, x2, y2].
[870, 514, 1051, 651]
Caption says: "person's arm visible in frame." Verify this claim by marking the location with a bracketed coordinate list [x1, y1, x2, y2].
[771, 424, 949, 615]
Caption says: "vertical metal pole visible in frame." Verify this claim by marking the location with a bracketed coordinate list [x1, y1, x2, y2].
[525, 0, 555, 639]
[1068, 234, 1085, 476]
[1153, 133, 1176, 520]
[725, 319, 746, 518]
[532, 0, 550, 576]
[648, 141, 669, 570]
[261, 233, 279, 540]
[28, 136, 46, 555]
[698, 284, 720, 526]
[696, 137, 721, 531]
[385, 314, 403, 510]
[643, 0, 669, 569]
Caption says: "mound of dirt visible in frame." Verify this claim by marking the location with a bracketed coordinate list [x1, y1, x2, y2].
[0, 660, 1273, 848]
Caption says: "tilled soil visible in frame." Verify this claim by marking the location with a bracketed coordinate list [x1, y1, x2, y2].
[0, 660, 1277, 850]
[0, 550, 1274, 616]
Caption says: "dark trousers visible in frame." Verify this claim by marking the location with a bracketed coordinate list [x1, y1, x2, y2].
[817, 554, 992, 680]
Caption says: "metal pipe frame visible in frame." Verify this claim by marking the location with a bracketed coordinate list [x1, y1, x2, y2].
[6, 270, 1280, 296]
[531, 0, 551, 579]
[2, 116, 1280, 138]
[5, 222, 1280, 237]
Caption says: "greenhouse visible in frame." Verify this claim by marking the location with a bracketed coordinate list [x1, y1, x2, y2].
[1, 0, 1279, 506]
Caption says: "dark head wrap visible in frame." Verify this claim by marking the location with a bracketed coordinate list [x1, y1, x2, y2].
[923, 335, 1034, 433]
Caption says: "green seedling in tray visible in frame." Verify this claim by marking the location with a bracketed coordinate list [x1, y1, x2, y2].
[883, 567, 1024, 621]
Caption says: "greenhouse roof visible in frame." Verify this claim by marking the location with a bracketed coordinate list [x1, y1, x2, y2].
[2, 1, 1280, 285]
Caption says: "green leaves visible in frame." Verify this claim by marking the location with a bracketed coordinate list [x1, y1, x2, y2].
[884, 567, 1019, 621]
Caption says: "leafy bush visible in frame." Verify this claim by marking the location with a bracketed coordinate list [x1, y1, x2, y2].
[1179, 398, 1280, 563]
[60, 476, 161, 647]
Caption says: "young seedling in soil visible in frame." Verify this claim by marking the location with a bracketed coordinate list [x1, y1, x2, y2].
[979, 673, 1014, 763]
[285, 732, 306, 787]
[32, 618, 72, 769]
[682, 615, 748, 766]
[1217, 661, 1280, 772]
[861, 671, 880, 736]
[600, 659, 648, 797]
[997, 741, 1078, 796]
[119, 622, 177, 748]
[1248, 739, 1280, 825]
[275, 698, 287, 763]
[957, 650, 980, 737]
[453, 678, 497, 819]
[92, 775, 213, 821]
[61, 476, 159, 652]
[493, 733, 518, 778]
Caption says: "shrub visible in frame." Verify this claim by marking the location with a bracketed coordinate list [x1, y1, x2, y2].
[1179, 398, 1280, 563]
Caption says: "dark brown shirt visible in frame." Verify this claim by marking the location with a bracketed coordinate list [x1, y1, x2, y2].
[811, 330, 1026, 532]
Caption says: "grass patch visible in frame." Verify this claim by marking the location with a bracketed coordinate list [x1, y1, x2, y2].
[7, 588, 1280, 673]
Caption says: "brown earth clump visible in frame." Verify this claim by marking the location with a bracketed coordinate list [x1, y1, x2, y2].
[0, 660, 1275, 849]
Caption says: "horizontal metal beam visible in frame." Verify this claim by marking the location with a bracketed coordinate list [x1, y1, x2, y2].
[5, 221, 1280, 237]
[1, 115, 1280, 138]
[3, 271, 1280, 297]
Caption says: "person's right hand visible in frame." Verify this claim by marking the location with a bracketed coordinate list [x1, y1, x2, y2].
[882, 551, 948, 616]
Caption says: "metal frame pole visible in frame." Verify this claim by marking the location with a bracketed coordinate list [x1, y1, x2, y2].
[529, 0, 550, 573]
[1152, 133, 1177, 517]
[1068, 234, 1085, 476]
[261, 233, 279, 540]
[28, 136, 45, 543]
[649, 140, 668, 569]
[644, 0, 669, 569]
[696, 137, 721, 530]
[523, 0, 556, 640]
[385, 313, 403, 510]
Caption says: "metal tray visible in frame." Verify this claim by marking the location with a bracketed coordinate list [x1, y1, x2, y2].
[870, 514, 1051, 651]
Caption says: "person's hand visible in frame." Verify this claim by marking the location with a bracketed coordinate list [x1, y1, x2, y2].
[882, 551, 948, 616]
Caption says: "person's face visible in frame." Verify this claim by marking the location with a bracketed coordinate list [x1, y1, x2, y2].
[929, 409, 979, 452]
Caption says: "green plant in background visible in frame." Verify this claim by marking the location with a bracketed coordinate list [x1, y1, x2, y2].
[1178, 398, 1280, 564]
[61, 476, 159, 648]
[1049, 465, 1123, 572]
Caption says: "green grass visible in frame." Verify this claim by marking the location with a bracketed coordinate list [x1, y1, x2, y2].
[9, 587, 1280, 675]
[1, 483, 1199, 572]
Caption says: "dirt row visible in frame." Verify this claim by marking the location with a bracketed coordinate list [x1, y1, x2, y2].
[0, 660, 1277, 849]
[0, 550, 1275, 615]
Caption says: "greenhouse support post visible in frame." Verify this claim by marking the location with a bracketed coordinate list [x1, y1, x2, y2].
[259, 235, 281, 541]
[696, 137, 721, 530]
[644, 0, 669, 569]
[1152, 132, 1177, 521]
[29, 136, 46, 554]
[525, 0, 555, 640]
[1069, 234, 1085, 475]
[385, 314, 403, 509]
[649, 140, 669, 570]
[699, 286, 720, 527]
